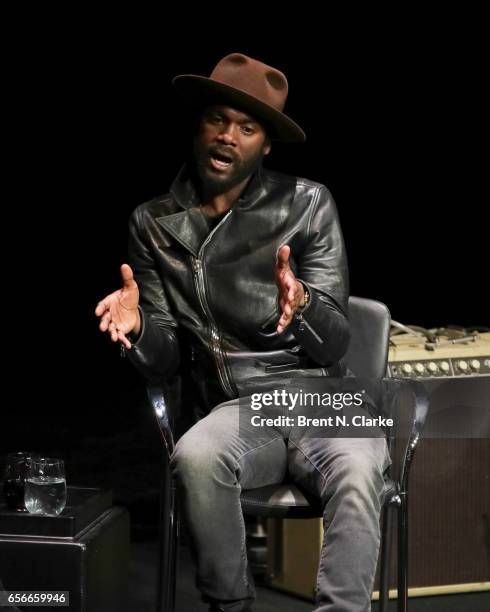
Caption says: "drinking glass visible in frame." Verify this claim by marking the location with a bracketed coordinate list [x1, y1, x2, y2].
[24, 457, 67, 516]
[2, 451, 36, 512]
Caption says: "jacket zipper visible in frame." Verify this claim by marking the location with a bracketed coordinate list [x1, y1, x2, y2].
[295, 312, 324, 344]
[191, 210, 236, 398]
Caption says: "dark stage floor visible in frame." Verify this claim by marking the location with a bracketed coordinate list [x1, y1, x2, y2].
[5, 400, 487, 611]
[127, 536, 490, 612]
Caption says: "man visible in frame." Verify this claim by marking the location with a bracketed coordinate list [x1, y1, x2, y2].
[96, 53, 390, 612]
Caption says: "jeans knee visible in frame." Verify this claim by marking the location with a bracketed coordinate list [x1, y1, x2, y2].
[325, 452, 385, 507]
[172, 437, 210, 478]
[171, 434, 234, 487]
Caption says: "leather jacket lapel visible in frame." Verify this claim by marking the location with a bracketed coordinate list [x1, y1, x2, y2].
[156, 207, 210, 257]
[159, 163, 265, 257]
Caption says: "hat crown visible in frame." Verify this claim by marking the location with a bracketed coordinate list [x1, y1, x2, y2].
[172, 53, 305, 142]
[209, 53, 288, 113]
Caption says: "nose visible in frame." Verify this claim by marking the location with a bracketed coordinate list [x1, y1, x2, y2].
[217, 124, 237, 146]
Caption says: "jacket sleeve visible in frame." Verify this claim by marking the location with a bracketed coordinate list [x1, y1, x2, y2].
[289, 185, 350, 366]
[125, 206, 180, 382]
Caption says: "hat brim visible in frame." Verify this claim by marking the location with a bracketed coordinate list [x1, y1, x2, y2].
[172, 75, 306, 143]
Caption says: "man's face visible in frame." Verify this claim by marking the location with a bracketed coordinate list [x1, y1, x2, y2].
[193, 105, 271, 194]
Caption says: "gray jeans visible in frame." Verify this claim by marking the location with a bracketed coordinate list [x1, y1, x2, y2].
[171, 397, 391, 612]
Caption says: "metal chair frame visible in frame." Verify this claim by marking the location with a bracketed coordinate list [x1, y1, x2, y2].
[148, 297, 429, 612]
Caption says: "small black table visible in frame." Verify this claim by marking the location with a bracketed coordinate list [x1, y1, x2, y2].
[0, 487, 129, 612]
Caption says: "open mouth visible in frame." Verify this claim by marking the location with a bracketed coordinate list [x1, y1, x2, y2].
[209, 150, 235, 171]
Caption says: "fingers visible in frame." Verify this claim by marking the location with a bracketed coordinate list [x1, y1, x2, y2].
[95, 290, 120, 317]
[278, 309, 292, 326]
[117, 330, 132, 350]
[277, 278, 306, 333]
[276, 244, 291, 270]
[279, 272, 296, 291]
[120, 263, 137, 289]
[96, 270, 134, 350]
[278, 279, 300, 310]
[277, 315, 290, 334]
[279, 298, 293, 317]
[277, 295, 292, 332]
[107, 322, 131, 349]
[95, 299, 107, 317]
[98, 310, 112, 332]
[96, 265, 137, 316]
[108, 321, 119, 342]
[96, 296, 119, 331]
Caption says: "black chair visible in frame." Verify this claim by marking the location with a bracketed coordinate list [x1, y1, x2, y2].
[149, 296, 429, 612]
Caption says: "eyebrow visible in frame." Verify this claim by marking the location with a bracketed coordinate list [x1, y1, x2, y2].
[207, 107, 261, 125]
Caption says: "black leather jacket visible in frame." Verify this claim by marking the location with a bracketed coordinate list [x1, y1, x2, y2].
[127, 165, 350, 410]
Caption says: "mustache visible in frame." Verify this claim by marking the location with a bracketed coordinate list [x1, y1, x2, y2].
[208, 146, 239, 164]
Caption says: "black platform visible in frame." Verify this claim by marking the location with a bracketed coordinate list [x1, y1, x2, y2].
[0, 487, 129, 612]
[0, 486, 113, 538]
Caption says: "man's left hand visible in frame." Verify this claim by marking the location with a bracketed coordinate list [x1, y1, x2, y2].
[275, 245, 306, 333]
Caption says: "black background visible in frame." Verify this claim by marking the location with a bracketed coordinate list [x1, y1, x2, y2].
[2, 16, 487, 495]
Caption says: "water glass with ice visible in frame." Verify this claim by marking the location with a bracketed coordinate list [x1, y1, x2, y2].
[24, 457, 67, 516]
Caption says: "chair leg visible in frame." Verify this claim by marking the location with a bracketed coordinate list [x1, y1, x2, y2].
[397, 492, 408, 612]
[157, 459, 178, 612]
[379, 503, 394, 612]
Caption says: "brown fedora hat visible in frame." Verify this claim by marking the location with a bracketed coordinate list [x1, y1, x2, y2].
[172, 53, 306, 143]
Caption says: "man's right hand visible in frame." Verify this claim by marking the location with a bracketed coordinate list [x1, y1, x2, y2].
[95, 264, 140, 349]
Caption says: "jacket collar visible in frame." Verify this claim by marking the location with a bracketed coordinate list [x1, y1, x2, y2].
[169, 163, 266, 211]
[157, 163, 266, 256]
[169, 164, 200, 210]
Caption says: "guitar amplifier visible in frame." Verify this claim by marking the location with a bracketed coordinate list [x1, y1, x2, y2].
[266, 376, 490, 602]
[387, 331, 490, 378]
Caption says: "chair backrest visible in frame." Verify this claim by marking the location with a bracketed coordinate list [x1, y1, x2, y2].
[345, 296, 391, 380]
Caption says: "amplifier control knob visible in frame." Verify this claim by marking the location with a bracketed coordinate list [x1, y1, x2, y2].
[457, 360, 469, 372]
[415, 363, 425, 375]
[470, 359, 481, 371]
[440, 361, 450, 374]
[427, 361, 438, 374]
[402, 363, 413, 376]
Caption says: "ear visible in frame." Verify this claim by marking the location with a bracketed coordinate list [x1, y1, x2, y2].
[263, 137, 272, 156]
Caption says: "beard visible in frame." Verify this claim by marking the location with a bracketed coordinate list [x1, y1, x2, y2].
[192, 140, 265, 197]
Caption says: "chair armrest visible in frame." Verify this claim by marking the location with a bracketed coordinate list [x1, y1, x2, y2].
[383, 378, 429, 494]
[147, 384, 176, 459]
